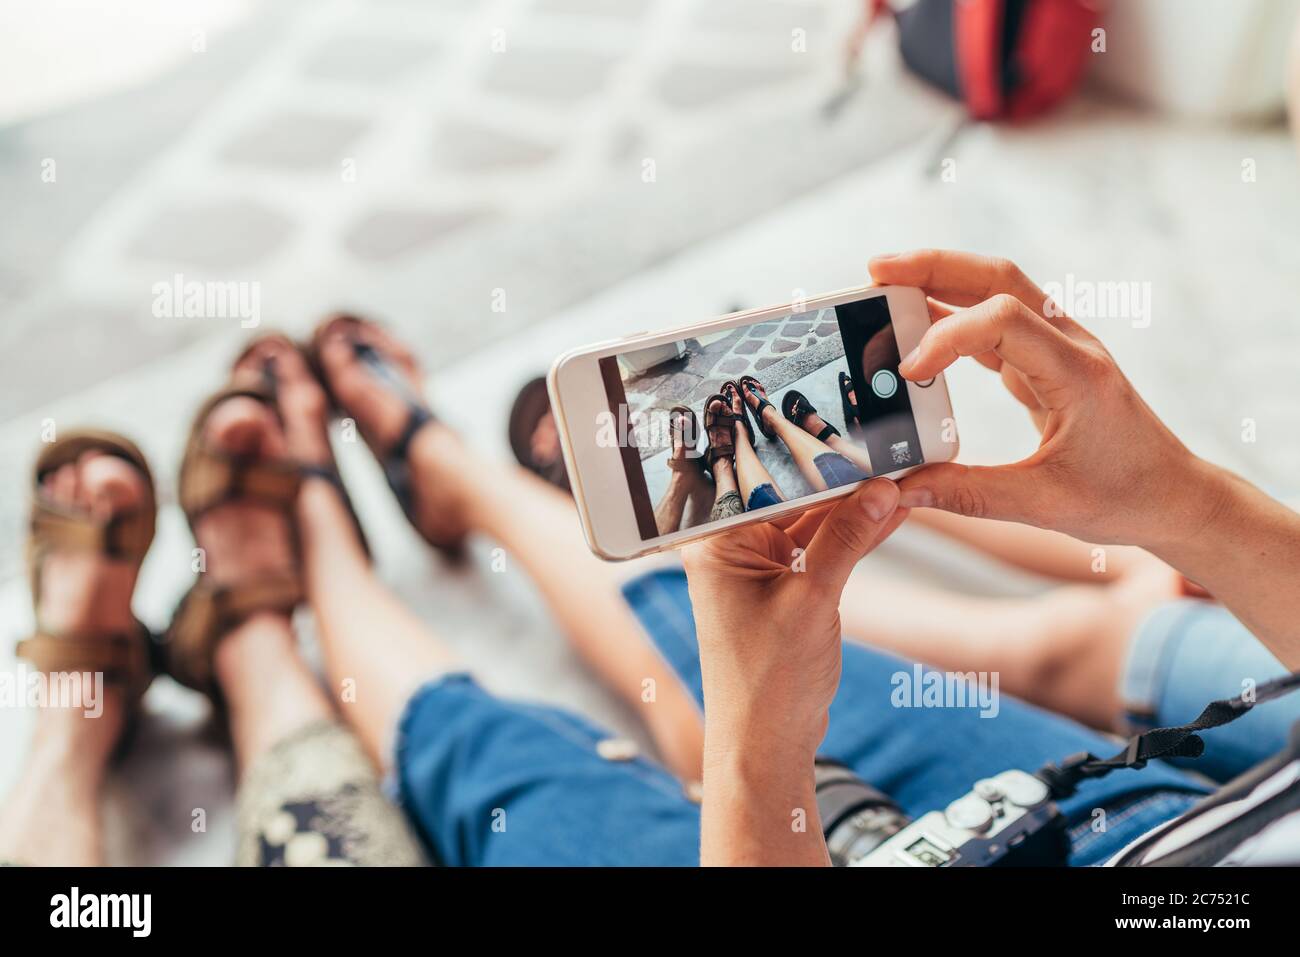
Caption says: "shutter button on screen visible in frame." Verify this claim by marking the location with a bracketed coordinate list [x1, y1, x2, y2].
[871, 369, 898, 399]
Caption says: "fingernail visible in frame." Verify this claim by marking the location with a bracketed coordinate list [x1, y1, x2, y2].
[898, 346, 919, 373]
[860, 479, 899, 521]
[898, 487, 934, 509]
[870, 252, 899, 262]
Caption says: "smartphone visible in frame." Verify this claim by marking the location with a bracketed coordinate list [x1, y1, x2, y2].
[548, 284, 958, 560]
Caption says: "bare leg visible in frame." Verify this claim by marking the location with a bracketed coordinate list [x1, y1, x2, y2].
[313, 325, 704, 782]
[0, 452, 145, 865]
[451, 444, 705, 781]
[0, 678, 123, 865]
[710, 455, 740, 507]
[725, 385, 785, 504]
[767, 413, 837, 491]
[653, 469, 696, 535]
[684, 479, 716, 528]
[742, 380, 836, 491]
[733, 423, 784, 503]
[298, 476, 460, 769]
[189, 379, 343, 775]
[655, 408, 713, 534]
[840, 558, 1186, 730]
[906, 509, 1151, 584]
[787, 401, 877, 476]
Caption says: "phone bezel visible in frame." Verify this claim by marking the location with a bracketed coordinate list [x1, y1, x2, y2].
[548, 284, 958, 561]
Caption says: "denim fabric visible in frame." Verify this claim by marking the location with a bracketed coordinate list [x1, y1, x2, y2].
[395, 675, 699, 866]
[1121, 599, 1299, 782]
[746, 482, 783, 511]
[622, 568, 1208, 867]
[813, 451, 869, 488]
[393, 569, 1211, 866]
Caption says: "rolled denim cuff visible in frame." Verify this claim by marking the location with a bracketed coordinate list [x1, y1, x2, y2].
[1118, 600, 1201, 732]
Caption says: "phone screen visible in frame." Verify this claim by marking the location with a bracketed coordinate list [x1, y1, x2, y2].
[597, 295, 926, 540]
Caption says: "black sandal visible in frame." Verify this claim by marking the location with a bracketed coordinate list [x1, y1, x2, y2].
[508, 376, 570, 493]
[739, 375, 778, 440]
[783, 390, 840, 442]
[720, 381, 756, 447]
[665, 406, 704, 473]
[839, 372, 859, 426]
[701, 394, 738, 473]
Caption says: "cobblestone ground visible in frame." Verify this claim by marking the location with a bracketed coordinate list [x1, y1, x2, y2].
[624, 306, 845, 436]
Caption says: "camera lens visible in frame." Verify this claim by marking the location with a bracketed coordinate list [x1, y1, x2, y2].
[814, 759, 911, 866]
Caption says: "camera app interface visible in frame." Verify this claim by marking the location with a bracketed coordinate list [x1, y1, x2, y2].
[597, 295, 925, 540]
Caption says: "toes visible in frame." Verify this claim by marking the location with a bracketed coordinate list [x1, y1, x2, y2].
[529, 413, 559, 463]
[370, 324, 420, 377]
[42, 463, 79, 507]
[233, 335, 317, 391]
[204, 396, 287, 459]
[77, 452, 147, 520]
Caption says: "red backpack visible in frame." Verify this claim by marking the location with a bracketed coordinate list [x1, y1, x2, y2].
[856, 0, 1103, 120]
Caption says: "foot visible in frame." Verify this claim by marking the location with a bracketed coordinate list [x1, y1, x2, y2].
[720, 382, 754, 450]
[1017, 556, 1196, 731]
[313, 315, 471, 547]
[703, 395, 735, 471]
[791, 403, 832, 439]
[196, 343, 309, 597]
[30, 452, 148, 762]
[668, 408, 699, 465]
[192, 395, 306, 694]
[740, 377, 778, 433]
[230, 335, 332, 467]
[530, 409, 563, 472]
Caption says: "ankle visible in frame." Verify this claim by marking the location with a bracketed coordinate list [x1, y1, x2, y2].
[408, 422, 479, 515]
[212, 611, 297, 692]
[28, 689, 127, 787]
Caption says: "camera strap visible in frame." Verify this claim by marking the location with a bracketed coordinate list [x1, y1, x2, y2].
[1036, 670, 1300, 799]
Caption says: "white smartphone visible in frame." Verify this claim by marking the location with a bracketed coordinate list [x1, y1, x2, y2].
[548, 284, 958, 561]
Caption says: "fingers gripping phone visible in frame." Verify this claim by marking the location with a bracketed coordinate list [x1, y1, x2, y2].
[548, 285, 958, 560]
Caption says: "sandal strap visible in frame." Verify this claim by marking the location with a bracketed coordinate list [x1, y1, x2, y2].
[815, 424, 840, 442]
[17, 631, 141, 678]
[180, 447, 302, 521]
[162, 574, 303, 698]
[179, 386, 303, 523]
[15, 623, 155, 704]
[666, 455, 703, 472]
[29, 502, 154, 561]
[390, 405, 434, 466]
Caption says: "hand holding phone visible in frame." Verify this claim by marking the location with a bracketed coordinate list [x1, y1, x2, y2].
[683, 478, 909, 867]
[548, 284, 958, 559]
[868, 251, 1203, 550]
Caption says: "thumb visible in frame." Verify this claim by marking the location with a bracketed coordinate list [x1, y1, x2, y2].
[896, 463, 1034, 522]
[804, 479, 903, 589]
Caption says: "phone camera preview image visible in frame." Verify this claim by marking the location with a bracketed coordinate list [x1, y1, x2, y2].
[598, 295, 925, 541]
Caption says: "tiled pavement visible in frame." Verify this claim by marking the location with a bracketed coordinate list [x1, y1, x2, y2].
[623, 307, 845, 446]
[0, 0, 946, 579]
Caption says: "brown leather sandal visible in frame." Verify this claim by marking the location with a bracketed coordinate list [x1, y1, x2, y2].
[16, 431, 158, 711]
[665, 406, 704, 473]
[701, 394, 738, 474]
[160, 339, 367, 701]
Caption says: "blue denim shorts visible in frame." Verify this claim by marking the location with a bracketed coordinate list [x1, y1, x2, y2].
[1121, 599, 1300, 783]
[814, 451, 869, 487]
[395, 570, 1225, 866]
[746, 482, 782, 511]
